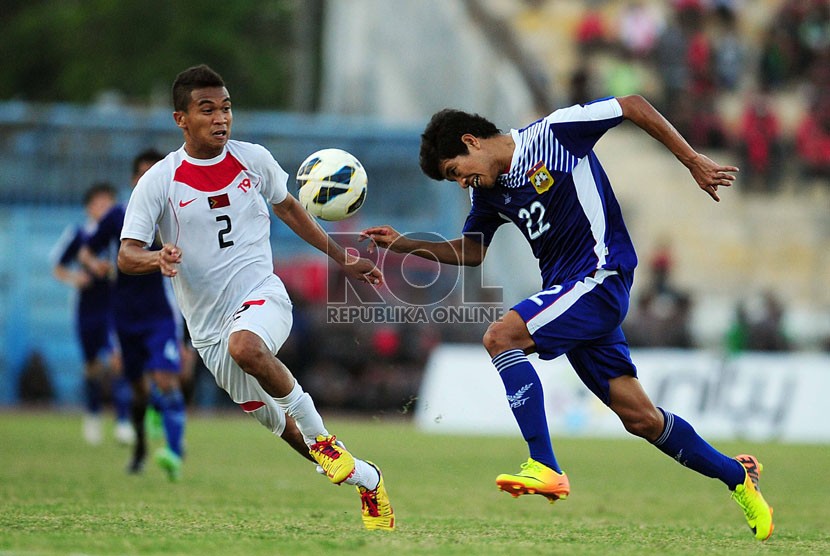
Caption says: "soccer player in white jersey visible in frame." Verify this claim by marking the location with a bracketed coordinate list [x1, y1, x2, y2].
[361, 95, 772, 540]
[117, 65, 393, 530]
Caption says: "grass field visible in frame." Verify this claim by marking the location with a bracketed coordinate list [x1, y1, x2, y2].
[1, 411, 828, 555]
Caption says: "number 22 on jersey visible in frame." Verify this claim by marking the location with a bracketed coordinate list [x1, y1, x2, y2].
[518, 200, 550, 240]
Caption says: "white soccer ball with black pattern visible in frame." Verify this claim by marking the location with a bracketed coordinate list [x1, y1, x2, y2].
[296, 148, 367, 221]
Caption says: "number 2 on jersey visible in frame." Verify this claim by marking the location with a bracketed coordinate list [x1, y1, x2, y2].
[216, 215, 234, 248]
[518, 201, 550, 240]
[528, 285, 563, 306]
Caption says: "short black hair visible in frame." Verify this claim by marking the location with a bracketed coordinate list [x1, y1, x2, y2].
[83, 181, 116, 207]
[419, 109, 501, 181]
[172, 64, 226, 112]
[132, 148, 164, 177]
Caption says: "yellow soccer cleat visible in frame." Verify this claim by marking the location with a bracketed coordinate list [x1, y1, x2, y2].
[357, 462, 395, 531]
[496, 458, 570, 503]
[731, 454, 774, 541]
[309, 435, 355, 485]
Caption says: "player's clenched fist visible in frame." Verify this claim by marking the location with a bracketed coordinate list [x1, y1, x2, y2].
[158, 243, 182, 277]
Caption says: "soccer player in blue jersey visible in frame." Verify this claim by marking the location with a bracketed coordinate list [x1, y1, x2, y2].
[81, 150, 187, 481]
[52, 182, 133, 446]
[361, 95, 774, 540]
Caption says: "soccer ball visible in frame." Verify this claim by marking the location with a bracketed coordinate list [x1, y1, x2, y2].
[296, 148, 367, 221]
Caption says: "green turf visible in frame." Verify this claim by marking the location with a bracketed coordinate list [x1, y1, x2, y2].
[1, 411, 828, 555]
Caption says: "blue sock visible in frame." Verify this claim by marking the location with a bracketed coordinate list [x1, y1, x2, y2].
[492, 349, 561, 473]
[652, 408, 745, 489]
[156, 388, 186, 458]
[112, 376, 133, 422]
[84, 377, 102, 414]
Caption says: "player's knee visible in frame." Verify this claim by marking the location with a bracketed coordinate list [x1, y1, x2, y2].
[482, 323, 506, 356]
[153, 372, 178, 392]
[228, 330, 274, 380]
[620, 408, 663, 440]
[228, 332, 268, 376]
[483, 319, 528, 357]
[484, 322, 520, 357]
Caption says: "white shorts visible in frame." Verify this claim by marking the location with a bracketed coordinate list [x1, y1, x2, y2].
[197, 275, 293, 436]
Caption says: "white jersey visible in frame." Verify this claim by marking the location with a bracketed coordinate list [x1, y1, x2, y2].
[121, 140, 289, 348]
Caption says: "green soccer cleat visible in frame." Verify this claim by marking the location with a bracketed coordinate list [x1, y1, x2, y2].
[496, 458, 570, 503]
[731, 454, 774, 541]
[357, 462, 395, 531]
[154, 447, 182, 482]
[309, 435, 355, 485]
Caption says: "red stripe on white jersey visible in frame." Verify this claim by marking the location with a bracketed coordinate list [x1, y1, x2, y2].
[240, 401, 266, 412]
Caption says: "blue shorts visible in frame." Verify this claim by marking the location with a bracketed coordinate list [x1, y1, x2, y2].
[77, 316, 114, 364]
[512, 269, 637, 405]
[118, 319, 180, 382]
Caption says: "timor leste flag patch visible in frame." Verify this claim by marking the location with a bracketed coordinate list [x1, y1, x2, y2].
[208, 193, 230, 209]
[526, 161, 554, 194]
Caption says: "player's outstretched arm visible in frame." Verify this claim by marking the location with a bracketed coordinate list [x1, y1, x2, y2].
[118, 238, 181, 277]
[617, 94, 738, 202]
[360, 226, 487, 266]
[272, 194, 382, 286]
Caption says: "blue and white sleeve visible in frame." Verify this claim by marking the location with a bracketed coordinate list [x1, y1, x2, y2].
[546, 97, 624, 159]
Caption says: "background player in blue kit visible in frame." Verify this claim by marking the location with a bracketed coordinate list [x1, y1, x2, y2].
[81, 149, 187, 480]
[52, 182, 133, 446]
[361, 94, 774, 541]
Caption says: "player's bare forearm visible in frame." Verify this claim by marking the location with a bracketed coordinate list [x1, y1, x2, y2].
[409, 237, 485, 266]
[618, 94, 738, 202]
[272, 195, 347, 264]
[361, 226, 485, 266]
[618, 95, 697, 164]
[53, 265, 90, 289]
[273, 196, 383, 285]
[118, 238, 181, 277]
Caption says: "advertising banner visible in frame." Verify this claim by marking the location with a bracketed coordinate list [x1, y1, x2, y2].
[415, 345, 829, 443]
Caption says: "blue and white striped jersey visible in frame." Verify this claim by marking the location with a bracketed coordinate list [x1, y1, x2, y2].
[462, 97, 638, 289]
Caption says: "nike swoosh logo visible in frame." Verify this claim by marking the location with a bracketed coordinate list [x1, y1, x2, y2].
[179, 198, 197, 207]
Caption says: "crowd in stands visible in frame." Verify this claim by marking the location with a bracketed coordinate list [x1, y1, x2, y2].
[569, 0, 830, 193]
[622, 242, 793, 354]
[623, 241, 695, 349]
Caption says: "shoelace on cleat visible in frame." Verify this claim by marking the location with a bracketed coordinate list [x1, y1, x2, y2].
[519, 460, 541, 474]
[360, 488, 380, 517]
[311, 436, 342, 460]
[733, 486, 758, 521]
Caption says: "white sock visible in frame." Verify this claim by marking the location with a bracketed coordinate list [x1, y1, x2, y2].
[343, 459, 380, 491]
[273, 380, 328, 445]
